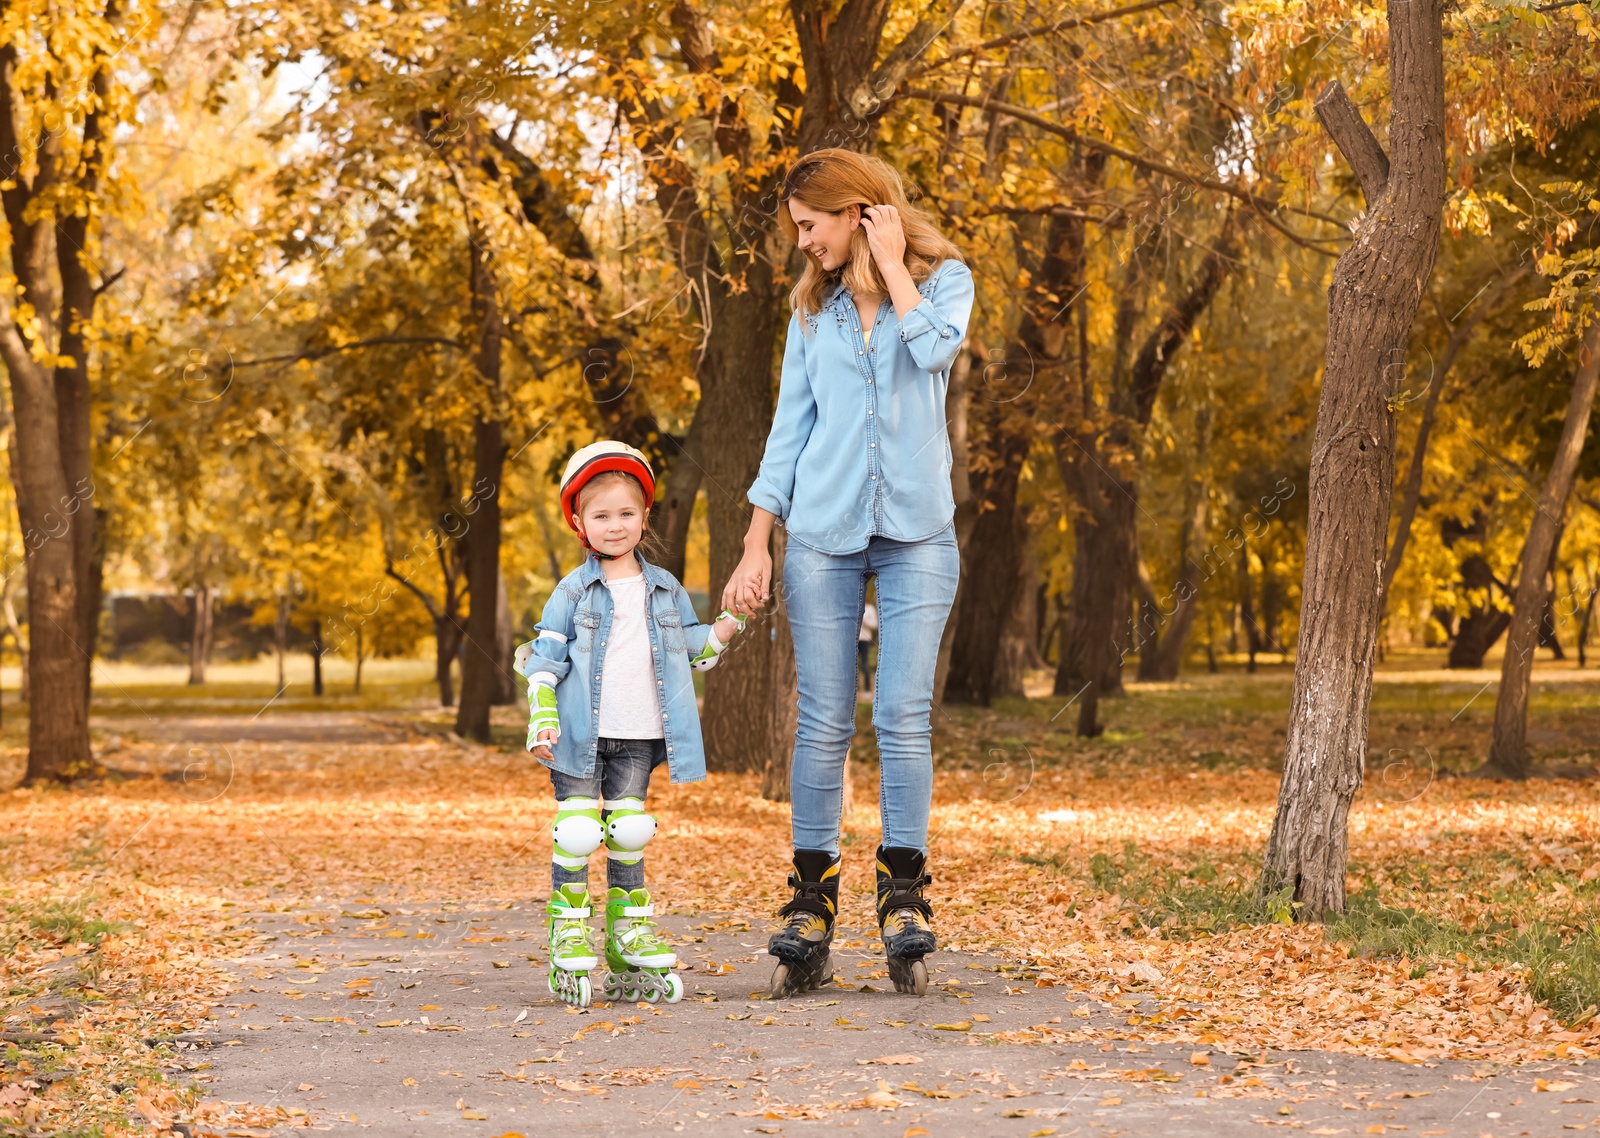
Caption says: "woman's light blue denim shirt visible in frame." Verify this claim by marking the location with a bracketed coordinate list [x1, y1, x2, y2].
[515, 553, 713, 784]
[747, 258, 975, 554]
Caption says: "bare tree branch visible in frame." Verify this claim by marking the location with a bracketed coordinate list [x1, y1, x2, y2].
[901, 88, 1348, 226]
[1314, 80, 1391, 206]
[904, 0, 1178, 83]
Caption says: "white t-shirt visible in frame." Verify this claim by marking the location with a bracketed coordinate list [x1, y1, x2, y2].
[859, 602, 878, 642]
[597, 573, 665, 739]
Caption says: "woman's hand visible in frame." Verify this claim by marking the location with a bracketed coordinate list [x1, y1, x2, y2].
[860, 204, 907, 278]
[723, 545, 772, 618]
[861, 204, 923, 319]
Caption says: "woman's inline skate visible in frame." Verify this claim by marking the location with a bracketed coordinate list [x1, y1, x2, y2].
[875, 846, 935, 996]
[766, 850, 841, 997]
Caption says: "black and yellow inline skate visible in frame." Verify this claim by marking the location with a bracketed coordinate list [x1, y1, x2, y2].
[766, 849, 840, 997]
[875, 846, 935, 996]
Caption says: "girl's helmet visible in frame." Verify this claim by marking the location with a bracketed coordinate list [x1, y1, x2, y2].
[559, 441, 656, 553]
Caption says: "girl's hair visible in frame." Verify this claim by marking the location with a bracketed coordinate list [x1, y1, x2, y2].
[575, 471, 668, 563]
[779, 149, 964, 329]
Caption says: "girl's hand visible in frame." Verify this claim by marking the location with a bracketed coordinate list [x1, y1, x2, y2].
[531, 728, 556, 763]
[723, 546, 772, 617]
[860, 204, 907, 278]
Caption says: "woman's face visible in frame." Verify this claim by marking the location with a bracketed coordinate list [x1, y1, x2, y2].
[789, 198, 858, 272]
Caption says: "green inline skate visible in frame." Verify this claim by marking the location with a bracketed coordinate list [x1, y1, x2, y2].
[601, 888, 684, 1003]
[766, 849, 840, 997]
[876, 846, 935, 996]
[546, 884, 598, 1007]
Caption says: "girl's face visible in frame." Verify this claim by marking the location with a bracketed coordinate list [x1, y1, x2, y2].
[575, 480, 646, 559]
[789, 197, 859, 272]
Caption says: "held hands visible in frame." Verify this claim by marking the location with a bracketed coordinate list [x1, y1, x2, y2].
[722, 545, 772, 618]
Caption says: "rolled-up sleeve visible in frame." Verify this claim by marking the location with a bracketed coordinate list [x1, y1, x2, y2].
[895, 260, 974, 374]
[523, 588, 576, 686]
[747, 310, 817, 520]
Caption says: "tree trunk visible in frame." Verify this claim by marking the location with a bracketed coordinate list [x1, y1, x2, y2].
[1576, 562, 1598, 668]
[950, 205, 1087, 705]
[1054, 217, 1237, 723]
[492, 564, 515, 705]
[3, 292, 90, 782]
[454, 189, 507, 741]
[1381, 265, 1529, 600]
[188, 581, 213, 685]
[274, 594, 290, 694]
[455, 416, 504, 741]
[435, 615, 461, 707]
[942, 403, 1029, 705]
[1137, 462, 1209, 682]
[354, 624, 365, 695]
[1446, 526, 1512, 668]
[652, 415, 705, 582]
[1482, 321, 1600, 778]
[994, 544, 1045, 698]
[1261, 0, 1447, 920]
[1238, 545, 1261, 673]
[933, 345, 978, 705]
[1053, 483, 1140, 735]
[310, 618, 325, 697]
[700, 283, 793, 775]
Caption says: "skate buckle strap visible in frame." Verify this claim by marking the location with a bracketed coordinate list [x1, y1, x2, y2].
[619, 904, 654, 918]
[879, 873, 934, 920]
[554, 906, 592, 919]
[778, 876, 837, 920]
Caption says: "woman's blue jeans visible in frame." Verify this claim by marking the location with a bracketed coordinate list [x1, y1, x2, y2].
[782, 523, 960, 854]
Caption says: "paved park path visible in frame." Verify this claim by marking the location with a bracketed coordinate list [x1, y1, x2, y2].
[188, 901, 1600, 1137]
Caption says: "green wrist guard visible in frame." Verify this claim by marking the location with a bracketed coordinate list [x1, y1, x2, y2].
[527, 682, 559, 751]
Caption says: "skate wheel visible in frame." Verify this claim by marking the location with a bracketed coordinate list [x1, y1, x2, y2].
[769, 963, 791, 998]
[887, 956, 928, 996]
[642, 987, 660, 1003]
[577, 975, 592, 1007]
[663, 973, 684, 1003]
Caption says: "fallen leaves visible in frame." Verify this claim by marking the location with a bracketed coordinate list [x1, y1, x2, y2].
[6, 691, 1600, 1138]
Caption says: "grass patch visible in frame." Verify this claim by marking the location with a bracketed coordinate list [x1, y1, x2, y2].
[28, 897, 137, 946]
[1018, 840, 1600, 1025]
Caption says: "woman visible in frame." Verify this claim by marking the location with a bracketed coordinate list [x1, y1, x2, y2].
[722, 148, 973, 998]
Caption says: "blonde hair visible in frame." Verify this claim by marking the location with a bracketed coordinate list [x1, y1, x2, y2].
[779, 149, 963, 329]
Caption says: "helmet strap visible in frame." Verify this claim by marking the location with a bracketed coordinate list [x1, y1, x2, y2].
[575, 519, 621, 562]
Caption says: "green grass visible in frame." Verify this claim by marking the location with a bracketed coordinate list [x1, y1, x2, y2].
[1012, 838, 1600, 1026]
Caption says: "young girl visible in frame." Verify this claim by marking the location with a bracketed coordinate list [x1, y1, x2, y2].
[515, 440, 746, 1007]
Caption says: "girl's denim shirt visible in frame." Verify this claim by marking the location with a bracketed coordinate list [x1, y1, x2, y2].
[748, 257, 975, 554]
[515, 553, 713, 784]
